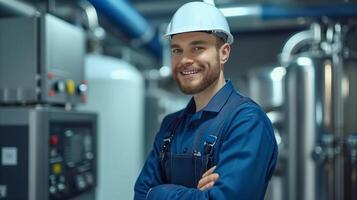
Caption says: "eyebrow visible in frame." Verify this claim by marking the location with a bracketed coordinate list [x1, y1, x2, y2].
[171, 44, 180, 49]
[190, 40, 208, 46]
[171, 40, 209, 48]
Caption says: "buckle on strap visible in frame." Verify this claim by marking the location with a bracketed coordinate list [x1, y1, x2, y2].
[160, 137, 172, 164]
[161, 137, 171, 153]
[204, 135, 217, 146]
[204, 135, 217, 155]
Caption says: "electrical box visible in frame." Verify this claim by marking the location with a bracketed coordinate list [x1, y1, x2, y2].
[0, 107, 97, 200]
[0, 14, 87, 105]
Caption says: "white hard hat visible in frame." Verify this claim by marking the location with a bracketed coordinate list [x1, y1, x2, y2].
[164, 1, 234, 44]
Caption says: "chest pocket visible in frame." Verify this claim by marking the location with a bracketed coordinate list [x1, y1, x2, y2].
[160, 130, 218, 187]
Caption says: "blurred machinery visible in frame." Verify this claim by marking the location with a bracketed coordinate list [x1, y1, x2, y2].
[0, 14, 87, 105]
[245, 11, 357, 200]
[79, 54, 145, 200]
[0, 11, 97, 200]
[241, 4, 357, 200]
[247, 67, 285, 110]
[282, 20, 357, 200]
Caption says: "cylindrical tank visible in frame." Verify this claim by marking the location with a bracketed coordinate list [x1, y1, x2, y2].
[286, 53, 332, 200]
[78, 54, 145, 200]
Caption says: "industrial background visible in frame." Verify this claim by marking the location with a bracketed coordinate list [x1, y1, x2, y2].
[0, 0, 357, 199]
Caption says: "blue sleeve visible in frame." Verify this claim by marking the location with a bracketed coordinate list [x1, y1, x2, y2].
[134, 114, 176, 200]
[144, 105, 278, 200]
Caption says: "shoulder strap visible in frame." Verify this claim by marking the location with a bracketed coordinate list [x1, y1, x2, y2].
[160, 115, 182, 158]
[159, 114, 183, 178]
[203, 96, 251, 167]
[206, 95, 251, 139]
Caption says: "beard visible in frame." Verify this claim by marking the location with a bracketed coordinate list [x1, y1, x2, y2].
[173, 55, 221, 95]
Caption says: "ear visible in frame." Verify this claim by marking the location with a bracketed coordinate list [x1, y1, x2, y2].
[219, 43, 231, 65]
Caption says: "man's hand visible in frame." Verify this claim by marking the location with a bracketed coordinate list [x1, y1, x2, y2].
[197, 166, 219, 191]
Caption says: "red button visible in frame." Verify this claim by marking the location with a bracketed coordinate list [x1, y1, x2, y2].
[81, 95, 87, 103]
[48, 73, 54, 80]
[48, 90, 55, 97]
[50, 135, 59, 145]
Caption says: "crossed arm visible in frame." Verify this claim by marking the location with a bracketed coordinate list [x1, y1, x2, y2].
[134, 108, 277, 200]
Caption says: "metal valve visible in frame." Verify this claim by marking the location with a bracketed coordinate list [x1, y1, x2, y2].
[312, 134, 337, 164]
[347, 133, 357, 164]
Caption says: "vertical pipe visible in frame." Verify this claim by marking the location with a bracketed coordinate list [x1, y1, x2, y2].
[286, 67, 297, 200]
[302, 63, 316, 200]
[322, 59, 335, 200]
[282, 28, 315, 200]
[331, 23, 344, 200]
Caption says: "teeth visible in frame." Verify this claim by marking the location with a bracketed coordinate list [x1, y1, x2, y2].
[181, 70, 198, 75]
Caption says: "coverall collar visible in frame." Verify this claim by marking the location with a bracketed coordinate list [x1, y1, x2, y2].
[182, 80, 235, 117]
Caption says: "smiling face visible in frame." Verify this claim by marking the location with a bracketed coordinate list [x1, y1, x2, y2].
[171, 32, 230, 95]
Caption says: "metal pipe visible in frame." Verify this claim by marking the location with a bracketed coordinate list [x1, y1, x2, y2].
[280, 29, 316, 200]
[331, 23, 345, 200]
[262, 3, 357, 20]
[78, 0, 106, 53]
[0, 0, 40, 17]
[220, 3, 357, 20]
[78, 0, 100, 30]
[88, 0, 162, 58]
[279, 30, 314, 66]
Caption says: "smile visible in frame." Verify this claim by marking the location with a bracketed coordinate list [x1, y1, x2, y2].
[180, 69, 200, 75]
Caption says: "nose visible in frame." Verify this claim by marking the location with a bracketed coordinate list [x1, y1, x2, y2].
[180, 54, 194, 67]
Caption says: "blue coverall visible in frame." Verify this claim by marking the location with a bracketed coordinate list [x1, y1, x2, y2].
[135, 80, 278, 200]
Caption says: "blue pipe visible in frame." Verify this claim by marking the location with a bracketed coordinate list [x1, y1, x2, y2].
[261, 3, 357, 20]
[88, 0, 162, 58]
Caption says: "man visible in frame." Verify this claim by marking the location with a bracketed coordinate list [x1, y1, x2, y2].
[134, 2, 277, 199]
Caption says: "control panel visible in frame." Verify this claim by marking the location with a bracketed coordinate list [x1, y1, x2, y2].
[48, 123, 96, 200]
[0, 107, 97, 200]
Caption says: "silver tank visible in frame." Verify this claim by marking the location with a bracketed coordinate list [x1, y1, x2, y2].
[283, 22, 357, 200]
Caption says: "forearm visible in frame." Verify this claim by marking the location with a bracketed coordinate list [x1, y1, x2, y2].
[134, 148, 165, 199]
[145, 174, 269, 200]
[146, 184, 209, 200]
[134, 158, 164, 200]
[135, 115, 178, 200]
